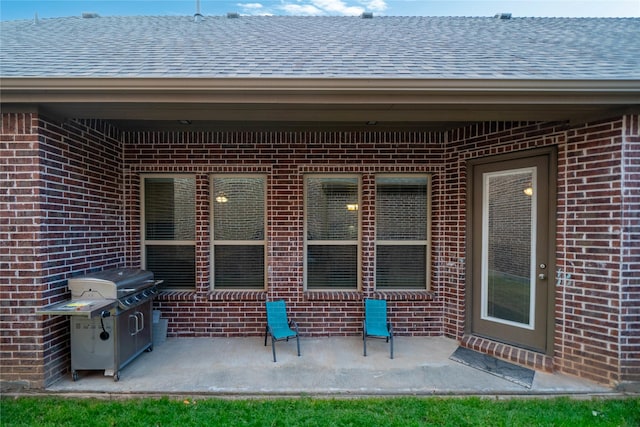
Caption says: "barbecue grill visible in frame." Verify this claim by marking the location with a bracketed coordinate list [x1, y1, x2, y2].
[37, 268, 161, 381]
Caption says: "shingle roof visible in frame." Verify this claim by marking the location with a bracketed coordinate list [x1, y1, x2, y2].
[1, 15, 639, 79]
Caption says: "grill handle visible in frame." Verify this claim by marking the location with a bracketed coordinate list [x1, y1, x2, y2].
[129, 311, 145, 336]
[137, 312, 144, 334]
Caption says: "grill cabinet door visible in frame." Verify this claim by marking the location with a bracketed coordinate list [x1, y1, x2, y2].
[117, 309, 139, 368]
[135, 300, 153, 350]
[116, 300, 153, 371]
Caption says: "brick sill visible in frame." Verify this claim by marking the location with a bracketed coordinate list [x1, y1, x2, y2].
[372, 291, 435, 301]
[157, 290, 267, 301]
[208, 291, 267, 301]
[304, 290, 435, 301]
[304, 291, 362, 301]
[156, 290, 197, 301]
[157, 290, 434, 302]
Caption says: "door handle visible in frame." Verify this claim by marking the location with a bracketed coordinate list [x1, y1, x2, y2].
[137, 312, 144, 333]
[129, 314, 138, 335]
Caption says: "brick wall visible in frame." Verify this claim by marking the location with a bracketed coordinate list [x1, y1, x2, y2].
[444, 117, 640, 385]
[555, 117, 632, 385]
[1, 113, 43, 389]
[1, 113, 125, 388]
[2, 113, 638, 388]
[442, 122, 564, 342]
[122, 132, 446, 339]
[621, 114, 640, 384]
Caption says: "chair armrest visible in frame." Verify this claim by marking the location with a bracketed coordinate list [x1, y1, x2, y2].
[289, 319, 299, 333]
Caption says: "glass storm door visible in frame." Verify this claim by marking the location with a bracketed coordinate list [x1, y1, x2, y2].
[470, 151, 554, 353]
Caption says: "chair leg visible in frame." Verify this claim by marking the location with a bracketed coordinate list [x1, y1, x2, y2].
[388, 322, 394, 359]
[271, 335, 277, 362]
[296, 334, 301, 357]
[264, 326, 268, 347]
[363, 323, 367, 356]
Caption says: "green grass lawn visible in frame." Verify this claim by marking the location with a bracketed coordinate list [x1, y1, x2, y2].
[2, 396, 639, 426]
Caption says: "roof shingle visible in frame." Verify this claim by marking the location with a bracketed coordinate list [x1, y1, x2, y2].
[1, 15, 639, 79]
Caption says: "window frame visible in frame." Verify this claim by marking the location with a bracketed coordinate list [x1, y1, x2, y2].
[141, 174, 197, 291]
[375, 174, 432, 291]
[304, 174, 362, 291]
[210, 174, 267, 291]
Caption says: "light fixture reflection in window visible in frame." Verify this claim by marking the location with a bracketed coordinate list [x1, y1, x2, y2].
[346, 203, 359, 211]
[523, 186, 534, 197]
[215, 192, 229, 203]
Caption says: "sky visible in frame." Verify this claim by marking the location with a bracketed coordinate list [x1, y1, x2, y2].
[1, 0, 639, 21]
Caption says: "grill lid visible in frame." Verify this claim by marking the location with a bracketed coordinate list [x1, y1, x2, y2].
[37, 268, 160, 318]
[68, 268, 154, 299]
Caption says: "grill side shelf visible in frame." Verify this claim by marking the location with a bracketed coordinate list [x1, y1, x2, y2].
[36, 299, 117, 318]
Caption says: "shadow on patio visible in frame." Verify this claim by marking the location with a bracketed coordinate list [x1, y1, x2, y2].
[47, 336, 612, 397]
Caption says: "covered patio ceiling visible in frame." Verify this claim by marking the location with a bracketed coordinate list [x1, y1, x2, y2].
[3, 77, 639, 132]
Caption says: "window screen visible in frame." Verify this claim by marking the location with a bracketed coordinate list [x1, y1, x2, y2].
[146, 245, 196, 289]
[376, 176, 429, 290]
[143, 176, 196, 290]
[305, 176, 360, 290]
[211, 176, 266, 289]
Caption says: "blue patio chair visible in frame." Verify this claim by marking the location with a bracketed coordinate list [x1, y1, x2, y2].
[264, 300, 300, 362]
[363, 298, 394, 359]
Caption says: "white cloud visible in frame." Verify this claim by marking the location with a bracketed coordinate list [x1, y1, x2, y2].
[313, 0, 364, 15]
[238, 2, 275, 15]
[281, 3, 324, 15]
[362, 0, 387, 12]
[238, 3, 265, 9]
[278, 0, 382, 15]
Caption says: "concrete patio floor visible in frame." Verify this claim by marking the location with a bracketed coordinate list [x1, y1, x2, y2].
[47, 336, 614, 397]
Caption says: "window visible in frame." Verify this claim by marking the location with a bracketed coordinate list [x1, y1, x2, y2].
[376, 175, 430, 290]
[211, 175, 266, 289]
[305, 175, 360, 290]
[142, 176, 196, 290]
